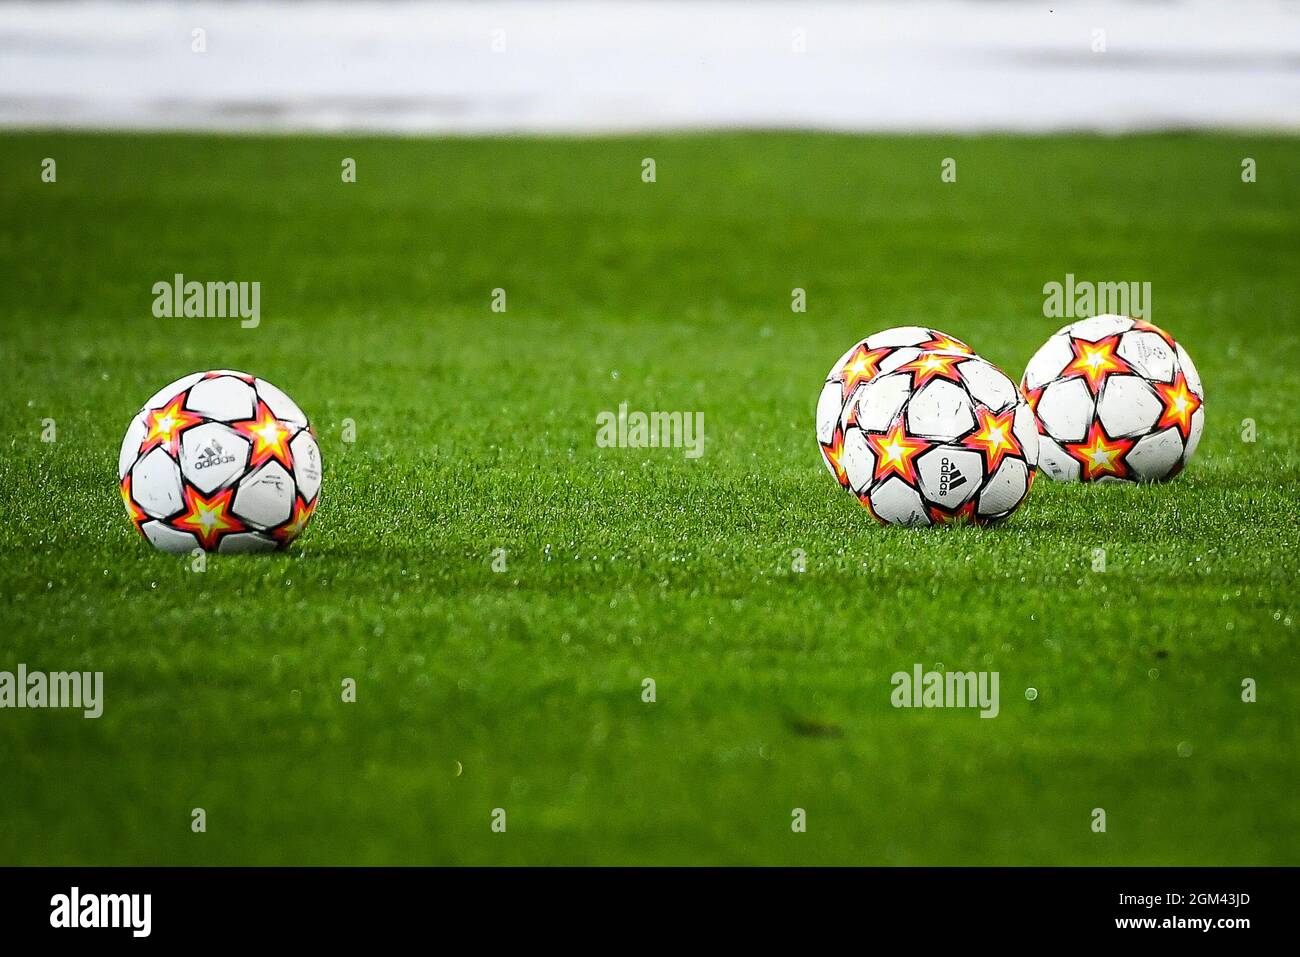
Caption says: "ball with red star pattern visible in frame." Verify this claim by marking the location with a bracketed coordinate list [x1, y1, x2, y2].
[818, 349, 1039, 526]
[1020, 315, 1204, 482]
[816, 327, 973, 483]
[118, 371, 322, 552]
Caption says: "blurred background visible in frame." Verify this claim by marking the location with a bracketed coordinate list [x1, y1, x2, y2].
[2, 0, 1299, 135]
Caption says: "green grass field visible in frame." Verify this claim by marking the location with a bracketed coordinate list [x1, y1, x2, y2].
[1, 131, 1297, 865]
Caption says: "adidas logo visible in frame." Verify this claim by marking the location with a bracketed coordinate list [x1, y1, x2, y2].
[193, 439, 237, 470]
[938, 457, 968, 496]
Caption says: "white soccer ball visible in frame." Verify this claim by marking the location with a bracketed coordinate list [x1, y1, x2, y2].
[816, 327, 973, 482]
[818, 350, 1039, 526]
[1020, 315, 1204, 483]
[119, 371, 322, 552]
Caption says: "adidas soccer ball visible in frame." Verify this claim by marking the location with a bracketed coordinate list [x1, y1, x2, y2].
[818, 350, 1039, 525]
[118, 371, 322, 553]
[1020, 315, 1204, 483]
[816, 327, 973, 481]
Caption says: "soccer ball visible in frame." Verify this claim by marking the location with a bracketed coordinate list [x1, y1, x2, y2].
[118, 371, 322, 553]
[818, 350, 1039, 525]
[816, 327, 973, 480]
[1020, 315, 1204, 482]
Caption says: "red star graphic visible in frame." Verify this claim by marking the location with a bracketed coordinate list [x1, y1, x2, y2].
[865, 421, 930, 485]
[231, 400, 295, 470]
[927, 499, 981, 526]
[204, 370, 256, 384]
[962, 406, 1023, 473]
[138, 395, 203, 457]
[1064, 419, 1136, 482]
[836, 344, 891, 398]
[857, 492, 884, 524]
[919, 332, 973, 354]
[1154, 372, 1201, 440]
[1062, 334, 1132, 395]
[843, 401, 861, 430]
[819, 425, 851, 488]
[272, 495, 316, 545]
[1019, 381, 1044, 414]
[898, 351, 968, 388]
[171, 484, 246, 550]
[120, 475, 148, 531]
